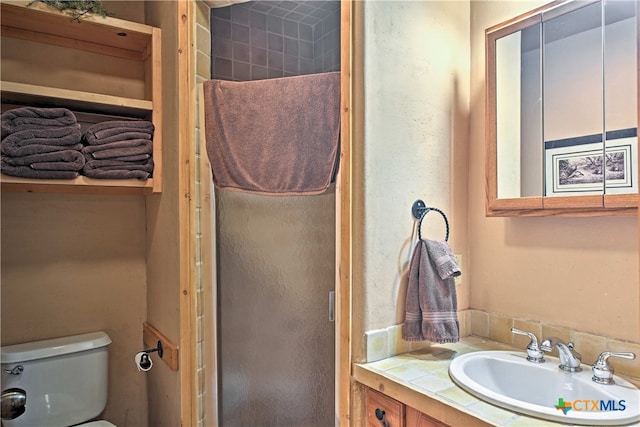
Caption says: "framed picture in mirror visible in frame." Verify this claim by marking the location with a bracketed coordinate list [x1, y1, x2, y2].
[544, 128, 637, 197]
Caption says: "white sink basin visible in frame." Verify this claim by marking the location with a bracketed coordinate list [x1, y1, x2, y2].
[449, 351, 640, 425]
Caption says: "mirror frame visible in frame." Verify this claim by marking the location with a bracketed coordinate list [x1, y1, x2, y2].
[485, 0, 638, 217]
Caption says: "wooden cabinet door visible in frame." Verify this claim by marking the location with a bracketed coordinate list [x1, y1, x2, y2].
[406, 406, 450, 427]
[367, 388, 405, 427]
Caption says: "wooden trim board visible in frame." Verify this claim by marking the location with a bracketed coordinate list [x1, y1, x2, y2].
[143, 322, 179, 371]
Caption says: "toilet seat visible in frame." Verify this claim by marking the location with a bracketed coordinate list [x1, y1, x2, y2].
[79, 421, 117, 427]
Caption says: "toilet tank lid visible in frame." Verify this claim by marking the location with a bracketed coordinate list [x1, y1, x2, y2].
[1, 331, 112, 364]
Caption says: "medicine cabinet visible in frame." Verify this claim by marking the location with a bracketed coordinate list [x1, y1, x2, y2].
[486, 0, 638, 217]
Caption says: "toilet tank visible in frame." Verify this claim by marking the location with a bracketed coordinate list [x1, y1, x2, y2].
[1, 331, 112, 427]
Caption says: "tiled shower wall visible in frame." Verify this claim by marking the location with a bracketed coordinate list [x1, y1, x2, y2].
[210, 1, 340, 81]
[194, 1, 211, 426]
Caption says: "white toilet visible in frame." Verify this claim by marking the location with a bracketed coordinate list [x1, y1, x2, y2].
[1, 331, 116, 427]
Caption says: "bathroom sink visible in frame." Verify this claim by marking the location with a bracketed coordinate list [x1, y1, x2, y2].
[448, 351, 640, 425]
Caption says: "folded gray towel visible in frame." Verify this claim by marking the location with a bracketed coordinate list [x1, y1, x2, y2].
[82, 169, 150, 179]
[93, 153, 151, 162]
[84, 120, 154, 145]
[81, 139, 152, 160]
[2, 143, 84, 157]
[82, 158, 154, 180]
[84, 158, 153, 170]
[2, 150, 85, 171]
[84, 131, 153, 145]
[1, 126, 82, 156]
[1, 107, 77, 137]
[1, 159, 80, 179]
[402, 239, 460, 343]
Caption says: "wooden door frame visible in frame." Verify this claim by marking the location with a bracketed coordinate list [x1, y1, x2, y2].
[338, 0, 353, 425]
[180, 0, 196, 425]
[189, 1, 355, 425]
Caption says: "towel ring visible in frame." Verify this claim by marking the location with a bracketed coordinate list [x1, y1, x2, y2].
[412, 199, 450, 242]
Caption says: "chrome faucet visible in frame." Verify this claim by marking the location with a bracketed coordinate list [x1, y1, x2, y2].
[540, 337, 582, 372]
[511, 328, 544, 363]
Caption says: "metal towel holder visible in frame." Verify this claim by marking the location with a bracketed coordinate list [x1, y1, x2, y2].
[412, 199, 450, 242]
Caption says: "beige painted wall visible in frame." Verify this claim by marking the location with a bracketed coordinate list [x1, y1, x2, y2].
[353, 1, 471, 361]
[0, 193, 149, 426]
[469, 1, 639, 343]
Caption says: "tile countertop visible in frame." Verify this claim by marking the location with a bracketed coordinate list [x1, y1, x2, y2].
[353, 336, 640, 427]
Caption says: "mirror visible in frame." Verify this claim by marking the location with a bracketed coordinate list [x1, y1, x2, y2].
[487, 0, 637, 216]
[495, 22, 542, 200]
[603, 0, 638, 197]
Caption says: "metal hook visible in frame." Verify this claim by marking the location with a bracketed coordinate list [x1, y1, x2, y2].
[143, 340, 164, 358]
[412, 199, 450, 242]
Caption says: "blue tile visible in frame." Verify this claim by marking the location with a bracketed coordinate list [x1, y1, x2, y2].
[299, 23, 313, 42]
[267, 14, 283, 34]
[213, 38, 233, 59]
[268, 33, 284, 52]
[283, 19, 298, 38]
[233, 61, 251, 81]
[214, 57, 233, 79]
[212, 18, 231, 40]
[250, 10, 267, 30]
[233, 42, 250, 62]
[284, 54, 298, 74]
[251, 65, 269, 80]
[231, 5, 250, 25]
[251, 28, 267, 48]
[299, 40, 313, 60]
[268, 50, 283, 70]
[251, 46, 267, 66]
[284, 37, 299, 56]
[232, 23, 250, 43]
[211, 6, 230, 20]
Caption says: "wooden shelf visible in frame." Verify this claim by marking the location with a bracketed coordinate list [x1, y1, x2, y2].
[1, 1, 162, 195]
[1, 81, 153, 118]
[1, 1, 155, 61]
[1, 174, 155, 195]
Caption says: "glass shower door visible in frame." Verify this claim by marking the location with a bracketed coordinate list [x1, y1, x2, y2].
[216, 187, 335, 426]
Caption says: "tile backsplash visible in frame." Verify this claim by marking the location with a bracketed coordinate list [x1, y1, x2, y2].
[363, 311, 471, 363]
[365, 309, 640, 379]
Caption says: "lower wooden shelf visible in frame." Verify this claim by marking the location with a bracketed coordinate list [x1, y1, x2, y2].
[1, 173, 156, 195]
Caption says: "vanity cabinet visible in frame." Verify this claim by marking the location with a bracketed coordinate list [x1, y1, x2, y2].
[406, 407, 449, 427]
[367, 388, 405, 427]
[366, 388, 450, 427]
[0, 1, 162, 195]
[486, 0, 638, 216]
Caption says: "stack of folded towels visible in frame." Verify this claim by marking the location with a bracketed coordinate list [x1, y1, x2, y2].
[1, 107, 84, 179]
[81, 120, 154, 180]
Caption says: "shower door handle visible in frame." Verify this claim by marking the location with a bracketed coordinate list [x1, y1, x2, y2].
[329, 291, 335, 322]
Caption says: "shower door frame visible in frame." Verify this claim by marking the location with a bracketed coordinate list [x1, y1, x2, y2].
[196, 1, 354, 425]
[336, 1, 353, 424]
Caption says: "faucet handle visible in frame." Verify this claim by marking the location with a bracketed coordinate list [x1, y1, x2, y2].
[511, 328, 544, 363]
[592, 351, 636, 385]
[566, 342, 582, 363]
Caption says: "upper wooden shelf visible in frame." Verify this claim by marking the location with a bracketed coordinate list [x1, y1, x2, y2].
[1, 1, 155, 61]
